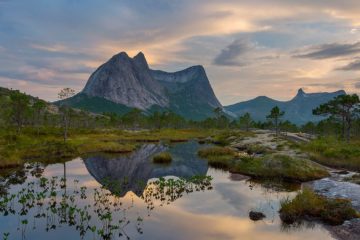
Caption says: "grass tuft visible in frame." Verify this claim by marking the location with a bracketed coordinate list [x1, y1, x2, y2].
[152, 152, 172, 164]
[198, 146, 237, 169]
[280, 188, 359, 225]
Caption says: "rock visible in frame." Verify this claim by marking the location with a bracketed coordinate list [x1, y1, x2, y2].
[82, 52, 168, 110]
[327, 218, 360, 240]
[249, 211, 266, 221]
[309, 178, 360, 212]
[334, 170, 350, 175]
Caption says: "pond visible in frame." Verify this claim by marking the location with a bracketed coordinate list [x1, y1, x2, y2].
[0, 141, 334, 240]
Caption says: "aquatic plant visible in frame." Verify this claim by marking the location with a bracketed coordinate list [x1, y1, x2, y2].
[0, 174, 213, 239]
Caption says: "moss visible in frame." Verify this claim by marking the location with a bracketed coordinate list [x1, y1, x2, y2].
[302, 137, 360, 171]
[280, 188, 359, 225]
[231, 154, 329, 182]
[211, 130, 254, 146]
[152, 152, 172, 164]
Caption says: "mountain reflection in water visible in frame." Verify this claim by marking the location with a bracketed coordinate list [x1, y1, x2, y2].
[83, 141, 209, 196]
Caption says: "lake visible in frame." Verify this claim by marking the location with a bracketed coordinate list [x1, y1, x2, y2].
[0, 141, 334, 239]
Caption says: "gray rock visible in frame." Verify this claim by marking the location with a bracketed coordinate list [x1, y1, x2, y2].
[249, 211, 266, 221]
[83, 52, 168, 110]
[309, 178, 360, 212]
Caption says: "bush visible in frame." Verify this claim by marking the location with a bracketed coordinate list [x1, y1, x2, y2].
[153, 152, 172, 164]
[280, 188, 359, 225]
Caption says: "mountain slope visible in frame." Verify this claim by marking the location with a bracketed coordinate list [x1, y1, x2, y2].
[225, 88, 346, 125]
[151, 66, 222, 119]
[62, 52, 222, 120]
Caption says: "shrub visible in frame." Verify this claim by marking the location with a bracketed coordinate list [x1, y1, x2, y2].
[280, 188, 359, 225]
[153, 152, 172, 164]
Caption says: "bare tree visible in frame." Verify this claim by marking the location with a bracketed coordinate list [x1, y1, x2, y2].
[58, 88, 75, 142]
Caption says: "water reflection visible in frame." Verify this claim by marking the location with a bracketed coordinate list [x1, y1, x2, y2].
[0, 141, 335, 240]
[83, 142, 209, 196]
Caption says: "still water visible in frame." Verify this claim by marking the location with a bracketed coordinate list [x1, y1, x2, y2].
[0, 141, 334, 240]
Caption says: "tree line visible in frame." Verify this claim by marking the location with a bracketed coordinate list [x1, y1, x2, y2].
[1, 87, 359, 142]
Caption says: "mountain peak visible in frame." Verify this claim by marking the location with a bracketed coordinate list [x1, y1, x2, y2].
[296, 88, 306, 96]
[113, 51, 130, 59]
[133, 51, 149, 69]
[298, 88, 305, 94]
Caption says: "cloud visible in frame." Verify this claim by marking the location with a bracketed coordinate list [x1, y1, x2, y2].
[294, 42, 360, 59]
[337, 59, 360, 71]
[213, 39, 253, 66]
[0, 0, 360, 103]
[355, 82, 360, 89]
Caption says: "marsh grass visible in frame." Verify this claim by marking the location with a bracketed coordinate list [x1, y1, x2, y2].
[302, 137, 360, 171]
[280, 188, 359, 225]
[152, 152, 172, 164]
[231, 154, 329, 182]
[198, 146, 237, 169]
[0, 128, 214, 168]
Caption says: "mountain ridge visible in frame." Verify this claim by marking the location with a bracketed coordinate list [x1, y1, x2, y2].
[225, 88, 346, 125]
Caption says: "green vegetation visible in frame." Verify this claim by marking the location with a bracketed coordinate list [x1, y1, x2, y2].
[152, 152, 172, 164]
[211, 130, 254, 146]
[245, 144, 270, 154]
[0, 128, 215, 168]
[280, 188, 359, 225]
[231, 154, 329, 182]
[302, 137, 360, 171]
[267, 106, 285, 137]
[198, 147, 328, 182]
[198, 146, 237, 168]
[238, 112, 254, 131]
[313, 94, 360, 142]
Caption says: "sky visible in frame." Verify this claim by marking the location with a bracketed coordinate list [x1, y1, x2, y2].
[0, 0, 360, 105]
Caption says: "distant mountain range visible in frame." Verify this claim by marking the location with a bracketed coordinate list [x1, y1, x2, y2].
[55, 51, 346, 124]
[61, 52, 222, 120]
[224, 88, 346, 125]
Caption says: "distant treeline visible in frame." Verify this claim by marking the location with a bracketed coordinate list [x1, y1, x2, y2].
[1, 87, 359, 141]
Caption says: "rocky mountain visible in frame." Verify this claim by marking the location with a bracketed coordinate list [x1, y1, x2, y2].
[65, 52, 222, 120]
[225, 88, 346, 125]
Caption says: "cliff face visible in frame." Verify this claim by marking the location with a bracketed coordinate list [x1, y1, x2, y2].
[82, 52, 168, 110]
[78, 52, 222, 119]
